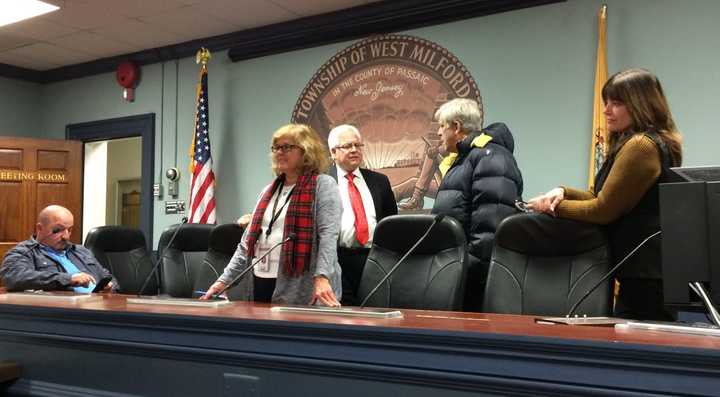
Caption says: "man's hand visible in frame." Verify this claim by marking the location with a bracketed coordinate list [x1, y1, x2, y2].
[311, 276, 340, 307]
[236, 214, 252, 228]
[70, 272, 96, 287]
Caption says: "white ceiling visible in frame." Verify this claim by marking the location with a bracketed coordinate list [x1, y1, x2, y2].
[0, 0, 379, 71]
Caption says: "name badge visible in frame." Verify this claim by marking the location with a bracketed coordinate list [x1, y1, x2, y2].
[255, 241, 271, 273]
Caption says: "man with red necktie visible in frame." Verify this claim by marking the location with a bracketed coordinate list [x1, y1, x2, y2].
[328, 125, 397, 306]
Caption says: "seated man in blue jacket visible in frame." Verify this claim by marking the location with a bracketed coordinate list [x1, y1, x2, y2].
[431, 98, 523, 312]
[1, 205, 114, 292]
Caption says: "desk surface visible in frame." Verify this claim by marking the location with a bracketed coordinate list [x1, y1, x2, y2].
[1, 293, 719, 396]
[1, 292, 718, 351]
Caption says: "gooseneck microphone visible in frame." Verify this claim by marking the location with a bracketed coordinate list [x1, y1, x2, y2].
[359, 214, 445, 308]
[137, 217, 188, 297]
[212, 233, 296, 299]
[566, 230, 662, 317]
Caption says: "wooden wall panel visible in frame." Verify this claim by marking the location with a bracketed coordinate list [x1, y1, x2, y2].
[36, 184, 69, 214]
[0, 136, 82, 261]
[37, 150, 68, 170]
[0, 182, 23, 243]
[0, 149, 22, 169]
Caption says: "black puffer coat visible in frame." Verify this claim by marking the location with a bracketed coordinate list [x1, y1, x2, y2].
[432, 122, 523, 264]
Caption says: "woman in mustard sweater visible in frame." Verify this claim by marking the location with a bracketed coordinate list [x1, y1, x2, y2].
[528, 69, 682, 320]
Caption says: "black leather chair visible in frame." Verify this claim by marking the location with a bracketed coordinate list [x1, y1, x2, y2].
[357, 214, 468, 310]
[84, 226, 155, 294]
[158, 223, 214, 297]
[484, 212, 613, 316]
[197, 223, 244, 295]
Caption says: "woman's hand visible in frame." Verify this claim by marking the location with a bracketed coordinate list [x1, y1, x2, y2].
[311, 276, 340, 307]
[527, 187, 565, 215]
[200, 281, 227, 300]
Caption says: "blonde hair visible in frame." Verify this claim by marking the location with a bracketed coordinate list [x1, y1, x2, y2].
[602, 68, 682, 165]
[270, 123, 331, 175]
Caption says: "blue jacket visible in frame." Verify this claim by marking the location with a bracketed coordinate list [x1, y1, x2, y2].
[432, 122, 523, 264]
[0, 237, 113, 292]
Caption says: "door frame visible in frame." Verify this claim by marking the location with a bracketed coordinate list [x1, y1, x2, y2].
[66, 113, 155, 248]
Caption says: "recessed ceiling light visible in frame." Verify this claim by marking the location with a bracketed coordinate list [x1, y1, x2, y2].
[0, 0, 60, 28]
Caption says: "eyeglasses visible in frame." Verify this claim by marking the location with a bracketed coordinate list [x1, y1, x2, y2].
[271, 144, 300, 153]
[334, 142, 365, 151]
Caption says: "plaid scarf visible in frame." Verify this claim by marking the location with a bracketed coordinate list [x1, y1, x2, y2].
[246, 171, 318, 276]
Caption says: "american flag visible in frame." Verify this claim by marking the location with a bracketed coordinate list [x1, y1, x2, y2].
[188, 64, 216, 223]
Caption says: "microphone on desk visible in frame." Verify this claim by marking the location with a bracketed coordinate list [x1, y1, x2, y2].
[359, 214, 445, 308]
[211, 233, 296, 300]
[137, 217, 188, 297]
[566, 230, 662, 317]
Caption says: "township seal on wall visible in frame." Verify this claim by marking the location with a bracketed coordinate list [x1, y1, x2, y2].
[291, 34, 482, 210]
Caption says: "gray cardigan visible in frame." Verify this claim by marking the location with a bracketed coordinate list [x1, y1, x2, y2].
[218, 174, 342, 305]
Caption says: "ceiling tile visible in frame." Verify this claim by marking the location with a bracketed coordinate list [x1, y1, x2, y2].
[201, 0, 298, 29]
[138, 5, 237, 42]
[0, 34, 36, 52]
[0, 51, 61, 70]
[1, 18, 79, 41]
[270, 0, 374, 17]
[90, 19, 183, 50]
[4, 42, 96, 69]
[49, 31, 142, 58]
[83, 0, 191, 19]
[39, 0, 125, 30]
[0, 0, 386, 71]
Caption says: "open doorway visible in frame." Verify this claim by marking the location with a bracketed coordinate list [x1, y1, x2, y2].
[67, 114, 155, 248]
[82, 137, 142, 242]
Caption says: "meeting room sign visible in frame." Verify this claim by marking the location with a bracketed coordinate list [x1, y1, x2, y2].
[0, 170, 67, 183]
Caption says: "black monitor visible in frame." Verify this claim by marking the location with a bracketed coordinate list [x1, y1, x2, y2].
[660, 166, 720, 311]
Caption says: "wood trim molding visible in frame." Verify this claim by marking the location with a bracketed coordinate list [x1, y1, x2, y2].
[0, 0, 563, 84]
[66, 114, 155, 249]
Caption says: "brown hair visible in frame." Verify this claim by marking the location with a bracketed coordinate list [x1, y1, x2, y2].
[602, 68, 682, 166]
[270, 123, 331, 175]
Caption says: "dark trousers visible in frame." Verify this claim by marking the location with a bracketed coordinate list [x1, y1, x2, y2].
[338, 247, 370, 306]
[614, 278, 675, 321]
[464, 254, 489, 312]
[253, 276, 276, 303]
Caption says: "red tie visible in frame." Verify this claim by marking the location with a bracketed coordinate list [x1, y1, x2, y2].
[346, 173, 369, 246]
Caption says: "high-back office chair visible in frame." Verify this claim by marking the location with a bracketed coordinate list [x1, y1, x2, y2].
[84, 226, 155, 294]
[484, 212, 613, 316]
[157, 223, 214, 297]
[357, 214, 468, 310]
[197, 223, 244, 295]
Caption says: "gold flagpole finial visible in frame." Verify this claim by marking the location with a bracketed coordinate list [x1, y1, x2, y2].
[196, 48, 211, 65]
[600, 4, 607, 18]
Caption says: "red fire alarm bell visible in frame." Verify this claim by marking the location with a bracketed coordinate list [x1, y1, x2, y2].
[116, 60, 140, 102]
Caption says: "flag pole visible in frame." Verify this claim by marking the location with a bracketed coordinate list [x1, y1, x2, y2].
[188, 47, 217, 224]
[588, 5, 608, 191]
[189, 48, 211, 176]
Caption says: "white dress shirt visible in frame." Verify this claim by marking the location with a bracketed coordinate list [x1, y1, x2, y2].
[337, 167, 377, 248]
[253, 183, 294, 278]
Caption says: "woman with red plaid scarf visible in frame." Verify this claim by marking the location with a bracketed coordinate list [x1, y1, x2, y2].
[202, 124, 342, 306]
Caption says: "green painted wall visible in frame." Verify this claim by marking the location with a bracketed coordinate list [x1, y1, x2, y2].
[2, 0, 719, 247]
[0, 76, 40, 136]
